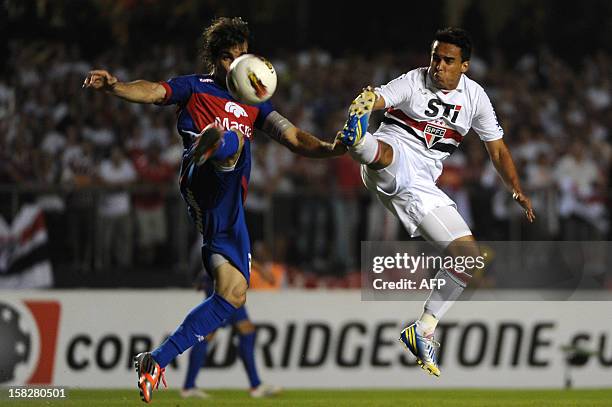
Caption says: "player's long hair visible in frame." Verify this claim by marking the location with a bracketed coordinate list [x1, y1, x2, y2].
[200, 17, 250, 73]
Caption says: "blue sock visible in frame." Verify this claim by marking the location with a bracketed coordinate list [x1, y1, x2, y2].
[238, 331, 261, 388]
[184, 340, 208, 389]
[151, 293, 236, 368]
[212, 130, 239, 161]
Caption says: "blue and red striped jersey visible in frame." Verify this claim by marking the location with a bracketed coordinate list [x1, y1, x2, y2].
[158, 74, 274, 146]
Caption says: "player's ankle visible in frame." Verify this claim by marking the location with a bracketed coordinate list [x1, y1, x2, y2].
[417, 312, 439, 337]
[349, 132, 378, 164]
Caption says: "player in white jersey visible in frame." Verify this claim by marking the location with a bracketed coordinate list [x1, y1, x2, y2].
[338, 28, 535, 377]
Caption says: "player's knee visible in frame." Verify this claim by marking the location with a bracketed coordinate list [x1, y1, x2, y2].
[218, 282, 247, 308]
[228, 292, 246, 308]
[368, 141, 394, 170]
[235, 320, 255, 334]
[446, 235, 479, 258]
[213, 261, 248, 308]
[445, 235, 481, 280]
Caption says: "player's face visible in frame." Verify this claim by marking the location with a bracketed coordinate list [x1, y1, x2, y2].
[214, 42, 248, 83]
[428, 41, 469, 90]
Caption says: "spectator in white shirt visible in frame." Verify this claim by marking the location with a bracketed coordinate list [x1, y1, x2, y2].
[97, 146, 137, 270]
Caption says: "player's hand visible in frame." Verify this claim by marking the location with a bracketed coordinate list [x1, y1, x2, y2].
[199, 122, 225, 135]
[331, 132, 349, 155]
[513, 190, 535, 223]
[83, 69, 118, 91]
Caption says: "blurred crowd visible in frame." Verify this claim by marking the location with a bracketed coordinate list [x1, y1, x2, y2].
[1, 40, 611, 287]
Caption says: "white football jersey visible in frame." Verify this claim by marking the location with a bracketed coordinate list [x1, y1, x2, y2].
[375, 67, 503, 162]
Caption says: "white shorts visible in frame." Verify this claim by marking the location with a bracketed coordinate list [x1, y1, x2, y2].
[361, 134, 472, 248]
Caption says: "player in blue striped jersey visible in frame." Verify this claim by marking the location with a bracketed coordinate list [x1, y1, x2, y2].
[84, 17, 346, 403]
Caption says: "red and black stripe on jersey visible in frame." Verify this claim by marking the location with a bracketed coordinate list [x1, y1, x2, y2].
[382, 108, 463, 155]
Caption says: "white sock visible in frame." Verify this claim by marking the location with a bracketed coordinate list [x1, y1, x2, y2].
[421, 268, 466, 333]
[416, 312, 438, 337]
[349, 132, 379, 164]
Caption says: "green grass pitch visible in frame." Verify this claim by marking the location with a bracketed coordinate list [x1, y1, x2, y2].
[3, 389, 612, 406]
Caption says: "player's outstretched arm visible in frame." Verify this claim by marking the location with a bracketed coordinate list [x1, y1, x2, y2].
[83, 69, 166, 104]
[485, 138, 536, 223]
[263, 111, 347, 158]
[280, 127, 347, 158]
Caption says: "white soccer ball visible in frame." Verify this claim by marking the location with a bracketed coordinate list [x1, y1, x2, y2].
[226, 54, 277, 105]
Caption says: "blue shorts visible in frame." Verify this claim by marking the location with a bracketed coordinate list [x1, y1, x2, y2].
[181, 141, 252, 284]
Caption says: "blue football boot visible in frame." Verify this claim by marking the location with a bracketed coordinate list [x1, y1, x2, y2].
[400, 322, 441, 377]
[338, 88, 376, 147]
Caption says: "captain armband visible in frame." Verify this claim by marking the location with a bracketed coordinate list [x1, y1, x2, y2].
[263, 111, 295, 141]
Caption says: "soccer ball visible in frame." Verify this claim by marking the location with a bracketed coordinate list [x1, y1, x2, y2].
[226, 54, 277, 105]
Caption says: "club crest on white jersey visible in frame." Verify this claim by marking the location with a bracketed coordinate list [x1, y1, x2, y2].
[423, 122, 447, 148]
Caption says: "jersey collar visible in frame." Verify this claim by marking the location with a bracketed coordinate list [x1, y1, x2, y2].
[424, 69, 466, 94]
